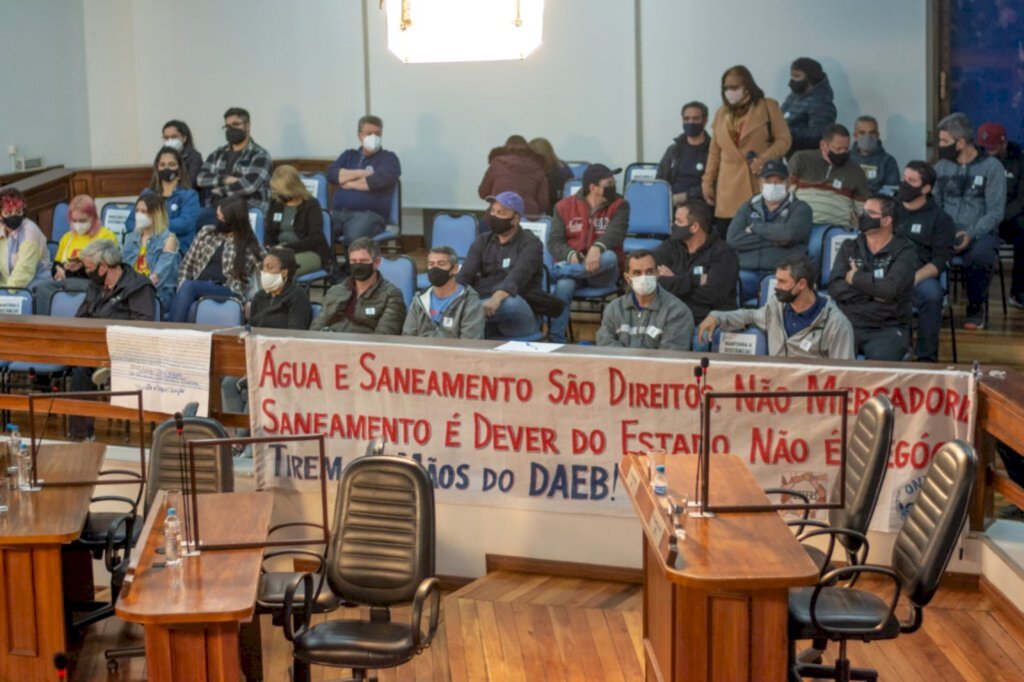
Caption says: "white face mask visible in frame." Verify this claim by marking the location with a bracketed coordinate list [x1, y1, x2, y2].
[260, 271, 284, 293]
[362, 134, 382, 153]
[724, 87, 746, 105]
[71, 220, 92, 235]
[135, 213, 153, 230]
[630, 275, 657, 297]
[163, 137, 184, 151]
[762, 183, 788, 203]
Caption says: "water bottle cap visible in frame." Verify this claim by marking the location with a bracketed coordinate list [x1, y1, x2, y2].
[167, 507, 177, 515]
[5, 424, 15, 431]
[656, 464, 666, 472]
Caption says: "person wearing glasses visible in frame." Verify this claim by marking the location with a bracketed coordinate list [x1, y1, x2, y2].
[194, 106, 273, 228]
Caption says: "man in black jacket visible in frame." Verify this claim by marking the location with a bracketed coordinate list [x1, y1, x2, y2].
[978, 122, 1024, 307]
[656, 101, 710, 206]
[828, 195, 917, 361]
[70, 239, 157, 439]
[458, 192, 545, 339]
[894, 161, 956, 362]
[653, 199, 738, 324]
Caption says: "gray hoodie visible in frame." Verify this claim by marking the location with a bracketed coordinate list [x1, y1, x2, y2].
[402, 284, 485, 339]
[708, 293, 855, 359]
[934, 152, 1006, 239]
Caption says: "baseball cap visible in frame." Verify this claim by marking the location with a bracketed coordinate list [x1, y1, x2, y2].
[976, 122, 1007, 153]
[760, 159, 789, 179]
[485, 191, 525, 216]
[581, 163, 622, 190]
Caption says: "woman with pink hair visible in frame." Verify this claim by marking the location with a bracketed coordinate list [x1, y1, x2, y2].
[0, 187, 51, 290]
[32, 194, 117, 314]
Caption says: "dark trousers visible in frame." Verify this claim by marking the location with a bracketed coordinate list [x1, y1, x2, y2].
[68, 366, 95, 439]
[912, 278, 943, 362]
[714, 216, 733, 241]
[961, 233, 1000, 307]
[854, 326, 909, 361]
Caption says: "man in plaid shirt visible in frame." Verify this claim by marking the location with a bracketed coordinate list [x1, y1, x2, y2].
[195, 107, 273, 228]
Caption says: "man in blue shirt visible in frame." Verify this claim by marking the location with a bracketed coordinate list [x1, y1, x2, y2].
[403, 245, 485, 339]
[327, 115, 402, 250]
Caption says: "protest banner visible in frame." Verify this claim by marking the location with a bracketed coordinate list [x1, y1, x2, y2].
[246, 336, 975, 532]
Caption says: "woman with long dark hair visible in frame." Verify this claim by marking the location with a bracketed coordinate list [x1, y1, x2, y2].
[169, 196, 262, 322]
[161, 119, 203, 186]
[702, 65, 792, 236]
[126, 146, 201, 250]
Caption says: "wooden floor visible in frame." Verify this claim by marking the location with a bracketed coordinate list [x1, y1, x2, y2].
[68, 569, 1024, 681]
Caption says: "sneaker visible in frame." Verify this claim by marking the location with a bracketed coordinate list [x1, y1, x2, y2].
[963, 305, 986, 330]
[1011, 293, 1024, 309]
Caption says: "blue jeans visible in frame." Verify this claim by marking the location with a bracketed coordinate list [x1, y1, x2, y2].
[739, 269, 772, 305]
[331, 209, 385, 246]
[483, 295, 538, 339]
[961, 233, 1000, 307]
[169, 280, 233, 322]
[549, 251, 619, 343]
[912, 277, 944, 362]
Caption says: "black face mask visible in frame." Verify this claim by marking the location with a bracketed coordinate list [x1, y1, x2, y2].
[682, 122, 703, 138]
[87, 265, 106, 287]
[789, 79, 809, 95]
[602, 184, 617, 202]
[774, 286, 797, 304]
[858, 213, 882, 233]
[2, 214, 24, 230]
[158, 168, 179, 182]
[827, 151, 849, 167]
[937, 143, 958, 162]
[672, 224, 694, 241]
[489, 216, 515, 235]
[350, 262, 375, 281]
[427, 266, 453, 287]
[214, 220, 233, 233]
[225, 126, 247, 145]
[897, 181, 923, 203]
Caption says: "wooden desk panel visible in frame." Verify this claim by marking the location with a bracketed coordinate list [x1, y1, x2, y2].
[621, 453, 818, 682]
[116, 491, 273, 682]
[0, 443, 105, 680]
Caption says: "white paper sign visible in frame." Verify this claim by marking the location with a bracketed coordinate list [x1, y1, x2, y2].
[0, 296, 26, 315]
[719, 332, 758, 356]
[630, 168, 658, 182]
[107, 326, 213, 415]
[520, 220, 550, 247]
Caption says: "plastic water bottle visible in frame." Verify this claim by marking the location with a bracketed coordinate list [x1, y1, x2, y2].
[17, 444, 33, 491]
[164, 508, 183, 566]
[652, 464, 668, 496]
[7, 424, 20, 457]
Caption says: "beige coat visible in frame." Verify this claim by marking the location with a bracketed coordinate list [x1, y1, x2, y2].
[702, 98, 792, 218]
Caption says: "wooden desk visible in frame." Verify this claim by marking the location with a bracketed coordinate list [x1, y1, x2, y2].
[620, 454, 819, 682]
[0, 443, 106, 680]
[116, 491, 273, 682]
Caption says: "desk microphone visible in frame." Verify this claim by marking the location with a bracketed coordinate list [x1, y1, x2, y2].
[172, 411, 193, 551]
[53, 652, 68, 677]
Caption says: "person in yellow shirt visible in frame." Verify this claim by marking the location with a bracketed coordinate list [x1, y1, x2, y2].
[32, 194, 117, 315]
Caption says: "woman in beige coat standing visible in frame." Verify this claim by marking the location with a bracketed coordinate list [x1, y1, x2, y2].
[702, 65, 792, 236]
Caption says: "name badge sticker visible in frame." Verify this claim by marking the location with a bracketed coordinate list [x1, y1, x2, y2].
[973, 175, 985, 187]
[832, 179, 843, 189]
[873, 268, 885, 279]
[692, 266, 704, 276]
[911, 223, 922, 234]
[364, 307, 376, 316]
[799, 338, 814, 352]
[502, 257, 511, 268]
[442, 317, 454, 328]
[273, 212, 283, 222]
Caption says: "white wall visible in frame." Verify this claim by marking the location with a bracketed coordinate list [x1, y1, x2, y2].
[0, 0, 91, 169]
[640, 0, 929, 172]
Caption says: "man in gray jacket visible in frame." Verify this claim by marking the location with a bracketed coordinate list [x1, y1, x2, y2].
[596, 249, 693, 350]
[933, 113, 1007, 329]
[698, 254, 855, 359]
[402, 246, 484, 339]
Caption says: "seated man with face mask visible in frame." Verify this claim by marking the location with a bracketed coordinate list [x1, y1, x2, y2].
[596, 249, 694, 350]
[698, 254, 854, 359]
[457, 192, 547, 340]
[727, 160, 813, 302]
[828, 195, 917, 361]
[311, 237, 406, 335]
[403, 245, 484, 339]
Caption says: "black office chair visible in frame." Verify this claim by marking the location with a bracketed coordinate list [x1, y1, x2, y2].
[788, 395, 894, 576]
[104, 414, 233, 673]
[282, 455, 441, 682]
[787, 439, 978, 682]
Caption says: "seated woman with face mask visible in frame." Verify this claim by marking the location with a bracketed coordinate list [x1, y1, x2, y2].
[122, 193, 181, 316]
[249, 247, 312, 330]
[32, 194, 118, 315]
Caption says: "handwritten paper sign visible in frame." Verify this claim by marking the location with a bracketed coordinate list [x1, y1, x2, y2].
[718, 332, 759, 356]
[0, 295, 27, 315]
[107, 326, 213, 415]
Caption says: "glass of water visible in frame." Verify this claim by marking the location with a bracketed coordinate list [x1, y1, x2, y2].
[18, 447, 40, 492]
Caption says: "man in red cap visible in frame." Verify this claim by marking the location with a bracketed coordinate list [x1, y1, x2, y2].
[977, 122, 1024, 307]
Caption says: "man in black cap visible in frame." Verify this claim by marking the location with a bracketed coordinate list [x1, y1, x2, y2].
[548, 163, 629, 343]
[727, 159, 813, 303]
